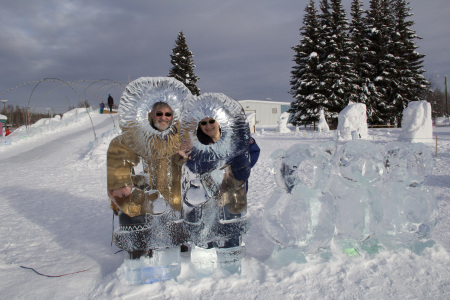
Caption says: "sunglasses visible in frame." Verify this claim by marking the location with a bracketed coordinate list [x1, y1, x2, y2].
[155, 112, 172, 117]
[200, 119, 216, 126]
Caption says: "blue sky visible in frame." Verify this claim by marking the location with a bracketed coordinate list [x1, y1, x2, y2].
[0, 0, 448, 113]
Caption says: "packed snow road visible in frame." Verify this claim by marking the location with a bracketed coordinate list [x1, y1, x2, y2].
[0, 113, 119, 299]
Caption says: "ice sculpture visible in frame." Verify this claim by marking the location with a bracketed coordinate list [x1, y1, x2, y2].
[317, 109, 329, 132]
[180, 93, 251, 275]
[337, 103, 368, 140]
[398, 100, 433, 143]
[377, 142, 438, 250]
[246, 112, 256, 133]
[264, 139, 438, 261]
[264, 142, 336, 262]
[277, 112, 291, 133]
[330, 140, 384, 253]
[109, 77, 192, 284]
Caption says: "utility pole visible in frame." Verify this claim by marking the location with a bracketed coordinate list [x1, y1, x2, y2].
[445, 76, 448, 117]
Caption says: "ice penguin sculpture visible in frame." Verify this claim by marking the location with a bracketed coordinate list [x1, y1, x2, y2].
[107, 77, 191, 284]
[180, 93, 252, 275]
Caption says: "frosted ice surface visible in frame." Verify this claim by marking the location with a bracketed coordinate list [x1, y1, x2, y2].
[265, 142, 336, 254]
[333, 140, 384, 185]
[383, 141, 433, 184]
[265, 139, 438, 259]
[119, 247, 181, 285]
[270, 142, 334, 193]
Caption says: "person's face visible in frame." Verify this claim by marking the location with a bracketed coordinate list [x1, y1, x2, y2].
[199, 117, 219, 139]
[152, 106, 173, 132]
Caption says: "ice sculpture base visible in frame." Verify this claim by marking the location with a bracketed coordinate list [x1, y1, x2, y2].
[190, 244, 245, 276]
[118, 247, 181, 285]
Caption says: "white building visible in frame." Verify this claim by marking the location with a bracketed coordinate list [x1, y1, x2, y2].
[239, 100, 291, 127]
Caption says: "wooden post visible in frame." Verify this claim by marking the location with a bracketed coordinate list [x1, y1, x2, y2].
[445, 76, 448, 116]
[436, 135, 438, 157]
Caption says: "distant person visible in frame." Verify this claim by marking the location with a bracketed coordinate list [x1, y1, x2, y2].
[107, 94, 114, 113]
[5, 126, 10, 136]
[99, 101, 105, 114]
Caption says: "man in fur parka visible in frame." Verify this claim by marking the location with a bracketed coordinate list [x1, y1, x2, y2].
[107, 77, 190, 260]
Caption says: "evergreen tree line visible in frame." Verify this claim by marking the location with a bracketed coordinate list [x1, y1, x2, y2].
[289, 0, 431, 129]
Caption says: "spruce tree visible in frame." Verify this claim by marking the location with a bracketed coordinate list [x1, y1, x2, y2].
[289, 0, 325, 127]
[323, 0, 359, 127]
[168, 31, 201, 96]
[364, 0, 395, 125]
[349, 0, 377, 105]
[390, 0, 429, 126]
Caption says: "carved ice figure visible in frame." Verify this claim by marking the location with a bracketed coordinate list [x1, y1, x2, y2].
[377, 142, 438, 251]
[337, 103, 368, 140]
[277, 112, 291, 133]
[317, 109, 329, 132]
[110, 77, 193, 284]
[398, 100, 433, 143]
[264, 142, 336, 262]
[246, 112, 256, 133]
[180, 93, 251, 275]
[329, 140, 384, 254]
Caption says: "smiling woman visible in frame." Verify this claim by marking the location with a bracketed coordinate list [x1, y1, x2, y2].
[198, 117, 221, 144]
[179, 92, 256, 275]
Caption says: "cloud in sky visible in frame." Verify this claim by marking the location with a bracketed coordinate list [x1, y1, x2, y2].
[1, 0, 449, 113]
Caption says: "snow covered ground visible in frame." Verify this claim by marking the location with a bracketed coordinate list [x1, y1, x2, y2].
[0, 111, 449, 299]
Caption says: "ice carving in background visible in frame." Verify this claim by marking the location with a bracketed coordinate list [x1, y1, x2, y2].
[264, 139, 438, 262]
[398, 100, 433, 143]
[264, 142, 336, 263]
[277, 112, 291, 133]
[246, 112, 256, 133]
[317, 109, 329, 132]
[337, 103, 368, 140]
[180, 93, 251, 275]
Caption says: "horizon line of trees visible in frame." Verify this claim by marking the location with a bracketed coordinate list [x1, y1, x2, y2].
[288, 0, 432, 129]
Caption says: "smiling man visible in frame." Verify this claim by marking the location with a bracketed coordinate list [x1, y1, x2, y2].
[106, 78, 190, 281]
[151, 102, 173, 132]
